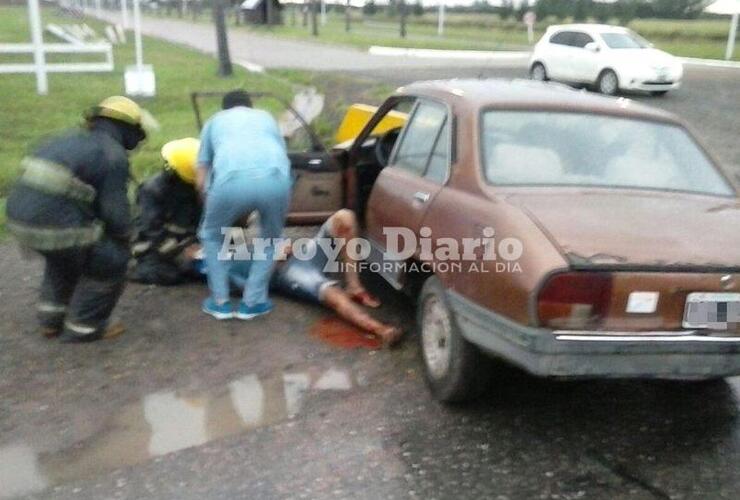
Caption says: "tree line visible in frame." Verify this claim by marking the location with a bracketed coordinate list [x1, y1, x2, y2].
[363, 0, 712, 23]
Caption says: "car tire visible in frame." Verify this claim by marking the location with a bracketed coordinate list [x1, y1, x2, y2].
[529, 62, 548, 82]
[651, 90, 668, 97]
[596, 69, 619, 96]
[418, 276, 489, 403]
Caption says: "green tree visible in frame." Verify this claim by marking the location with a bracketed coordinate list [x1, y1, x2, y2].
[573, 0, 592, 22]
[536, 0, 570, 22]
[363, 0, 377, 16]
[615, 0, 643, 25]
[650, 0, 709, 19]
[412, 0, 423, 17]
[499, 0, 514, 21]
[517, 0, 530, 21]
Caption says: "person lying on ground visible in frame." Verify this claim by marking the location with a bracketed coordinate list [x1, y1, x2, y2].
[188, 209, 403, 347]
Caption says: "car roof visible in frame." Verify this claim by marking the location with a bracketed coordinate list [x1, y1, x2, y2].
[547, 23, 631, 34]
[398, 79, 680, 124]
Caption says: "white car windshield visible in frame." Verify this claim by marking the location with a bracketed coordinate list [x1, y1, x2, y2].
[481, 111, 734, 196]
[600, 31, 650, 49]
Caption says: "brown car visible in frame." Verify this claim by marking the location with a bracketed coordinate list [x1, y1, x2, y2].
[324, 79, 740, 402]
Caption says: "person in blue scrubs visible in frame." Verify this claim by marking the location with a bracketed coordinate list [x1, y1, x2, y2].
[197, 90, 291, 320]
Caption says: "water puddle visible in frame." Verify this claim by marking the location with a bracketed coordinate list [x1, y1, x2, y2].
[0, 365, 356, 498]
[310, 316, 382, 350]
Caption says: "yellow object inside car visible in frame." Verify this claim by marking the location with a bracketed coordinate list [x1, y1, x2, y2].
[335, 103, 408, 144]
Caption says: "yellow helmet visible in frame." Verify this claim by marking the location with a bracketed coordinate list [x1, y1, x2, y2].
[87, 96, 143, 127]
[161, 138, 200, 185]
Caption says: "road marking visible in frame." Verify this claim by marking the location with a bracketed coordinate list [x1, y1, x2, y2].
[680, 57, 740, 69]
[368, 45, 531, 61]
[235, 59, 265, 73]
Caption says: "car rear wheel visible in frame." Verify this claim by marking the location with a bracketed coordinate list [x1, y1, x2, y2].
[418, 276, 488, 403]
[530, 62, 548, 81]
[596, 69, 619, 95]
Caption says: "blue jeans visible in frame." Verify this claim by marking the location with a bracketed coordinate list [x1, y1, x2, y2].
[198, 168, 291, 306]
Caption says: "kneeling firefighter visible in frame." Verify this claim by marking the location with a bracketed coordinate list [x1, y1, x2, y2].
[6, 96, 152, 342]
[129, 137, 202, 285]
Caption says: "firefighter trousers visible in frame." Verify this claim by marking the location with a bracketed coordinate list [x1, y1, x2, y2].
[37, 237, 129, 341]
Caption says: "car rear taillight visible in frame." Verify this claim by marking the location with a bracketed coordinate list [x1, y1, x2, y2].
[537, 272, 613, 330]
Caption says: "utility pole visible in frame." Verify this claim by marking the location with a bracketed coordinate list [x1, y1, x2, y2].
[345, 0, 350, 32]
[311, 0, 319, 36]
[266, 0, 273, 25]
[213, 0, 233, 76]
[438, 3, 445, 36]
[399, 0, 407, 38]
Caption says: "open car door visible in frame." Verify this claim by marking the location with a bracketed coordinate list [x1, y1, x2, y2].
[191, 91, 343, 224]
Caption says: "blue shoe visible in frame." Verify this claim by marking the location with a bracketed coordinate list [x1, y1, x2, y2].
[202, 298, 234, 320]
[236, 301, 274, 320]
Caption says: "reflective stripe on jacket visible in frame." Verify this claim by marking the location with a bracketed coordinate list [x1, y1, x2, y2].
[18, 157, 97, 204]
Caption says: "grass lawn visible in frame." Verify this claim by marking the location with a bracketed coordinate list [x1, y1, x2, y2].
[0, 5, 327, 196]
[0, 6, 391, 237]
[241, 10, 739, 61]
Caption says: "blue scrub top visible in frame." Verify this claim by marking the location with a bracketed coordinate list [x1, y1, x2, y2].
[197, 107, 290, 183]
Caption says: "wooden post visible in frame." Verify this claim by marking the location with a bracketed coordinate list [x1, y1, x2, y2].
[345, 0, 350, 32]
[213, 0, 233, 76]
[311, 0, 319, 36]
[400, 0, 407, 38]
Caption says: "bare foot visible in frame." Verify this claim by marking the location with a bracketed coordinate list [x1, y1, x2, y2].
[377, 326, 403, 348]
[349, 289, 381, 308]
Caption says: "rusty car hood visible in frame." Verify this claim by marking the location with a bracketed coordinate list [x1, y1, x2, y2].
[504, 190, 740, 269]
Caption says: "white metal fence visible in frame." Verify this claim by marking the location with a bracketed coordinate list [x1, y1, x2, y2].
[0, 42, 114, 74]
[0, 0, 116, 94]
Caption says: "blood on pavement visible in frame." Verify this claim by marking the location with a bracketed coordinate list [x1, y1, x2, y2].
[309, 316, 382, 349]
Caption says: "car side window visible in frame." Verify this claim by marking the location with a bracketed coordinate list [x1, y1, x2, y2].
[391, 101, 448, 176]
[425, 118, 450, 184]
[571, 32, 595, 48]
[550, 31, 573, 46]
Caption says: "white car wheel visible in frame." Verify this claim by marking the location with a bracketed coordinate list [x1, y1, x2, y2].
[417, 276, 490, 403]
[530, 62, 548, 81]
[597, 69, 619, 95]
[421, 294, 453, 380]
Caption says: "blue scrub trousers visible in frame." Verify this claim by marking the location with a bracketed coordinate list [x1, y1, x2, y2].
[198, 168, 291, 306]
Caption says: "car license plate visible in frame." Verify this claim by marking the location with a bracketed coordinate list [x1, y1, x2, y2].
[683, 292, 740, 330]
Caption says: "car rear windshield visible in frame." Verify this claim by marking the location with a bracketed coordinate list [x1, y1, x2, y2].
[481, 111, 734, 196]
[600, 31, 649, 49]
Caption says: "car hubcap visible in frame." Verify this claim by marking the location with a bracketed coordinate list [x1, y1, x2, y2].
[601, 72, 617, 94]
[532, 65, 545, 80]
[422, 295, 452, 380]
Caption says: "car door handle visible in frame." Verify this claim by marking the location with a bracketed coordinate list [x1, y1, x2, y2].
[413, 191, 430, 203]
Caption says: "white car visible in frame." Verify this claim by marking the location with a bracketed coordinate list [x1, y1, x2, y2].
[529, 24, 683, 96]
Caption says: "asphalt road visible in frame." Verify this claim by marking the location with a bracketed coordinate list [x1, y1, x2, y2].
[2, 14, 740, 500]
[92, 11, 529, 71]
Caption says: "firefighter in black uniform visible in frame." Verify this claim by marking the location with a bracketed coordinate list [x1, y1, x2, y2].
[6, 96, 151, 342]
[129, 137, 202, 285]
